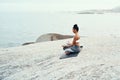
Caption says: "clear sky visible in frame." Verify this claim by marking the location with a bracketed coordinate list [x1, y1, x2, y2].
[0, 0, 120, 12]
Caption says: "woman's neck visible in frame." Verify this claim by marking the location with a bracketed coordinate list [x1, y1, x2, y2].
[74, 32, 78, 35]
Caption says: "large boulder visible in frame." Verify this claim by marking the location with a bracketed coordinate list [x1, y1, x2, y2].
[22, 33, 73, 46]
[36, 33, 73, 42]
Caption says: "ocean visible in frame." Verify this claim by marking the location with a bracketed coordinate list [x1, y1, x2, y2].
[0, 12, 120, 48]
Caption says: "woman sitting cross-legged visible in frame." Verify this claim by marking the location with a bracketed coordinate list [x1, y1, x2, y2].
[62, 24, 81, 55]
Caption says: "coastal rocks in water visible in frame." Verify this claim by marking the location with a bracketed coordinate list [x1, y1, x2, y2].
[36, 33, 73, 42]
[22, 42, 35, 46]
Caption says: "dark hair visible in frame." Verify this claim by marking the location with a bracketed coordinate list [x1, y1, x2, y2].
[73, 24, 79, 32]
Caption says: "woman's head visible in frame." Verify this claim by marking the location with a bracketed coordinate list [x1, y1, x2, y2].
[72, 24, 79, 33]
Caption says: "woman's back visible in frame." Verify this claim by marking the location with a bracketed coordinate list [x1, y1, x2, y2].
[73, 33, 80, 46]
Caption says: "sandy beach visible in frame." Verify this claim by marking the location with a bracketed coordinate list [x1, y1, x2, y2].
[0, 35, 120, 80]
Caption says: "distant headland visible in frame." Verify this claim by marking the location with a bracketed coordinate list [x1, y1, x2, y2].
[76, 6, 120, 14]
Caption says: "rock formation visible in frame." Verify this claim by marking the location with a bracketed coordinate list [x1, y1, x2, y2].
[36, 33, 73, 42]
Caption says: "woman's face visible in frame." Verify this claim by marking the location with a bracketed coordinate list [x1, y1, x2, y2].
[72, 28, 76, 33]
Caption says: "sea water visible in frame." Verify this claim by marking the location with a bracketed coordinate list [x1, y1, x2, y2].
[0, 12, 120, 48]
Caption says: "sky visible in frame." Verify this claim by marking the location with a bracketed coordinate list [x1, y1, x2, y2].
[0, 0, 120, 12]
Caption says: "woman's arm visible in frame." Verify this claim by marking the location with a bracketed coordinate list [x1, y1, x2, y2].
[62, 35, 79, 47]
[72, 36, 77, 45]
[67, 36, 77, 46]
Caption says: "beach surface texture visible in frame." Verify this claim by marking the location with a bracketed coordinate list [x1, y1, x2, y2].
[0, 35, 120, 80]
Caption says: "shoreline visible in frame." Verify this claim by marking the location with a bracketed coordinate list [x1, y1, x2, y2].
[0, 33, 118, 49]
[0, 33, 119, 49]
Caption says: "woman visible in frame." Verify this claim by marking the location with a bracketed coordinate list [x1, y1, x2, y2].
[62, 24, 80, 55]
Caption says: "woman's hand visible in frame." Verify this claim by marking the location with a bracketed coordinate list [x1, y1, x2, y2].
[67, 41, 72, 46]
[62, 41, 72, 48]
[62, 45, 66, 47]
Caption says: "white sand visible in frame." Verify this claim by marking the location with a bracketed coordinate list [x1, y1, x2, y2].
[0, 35, 120, 80]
